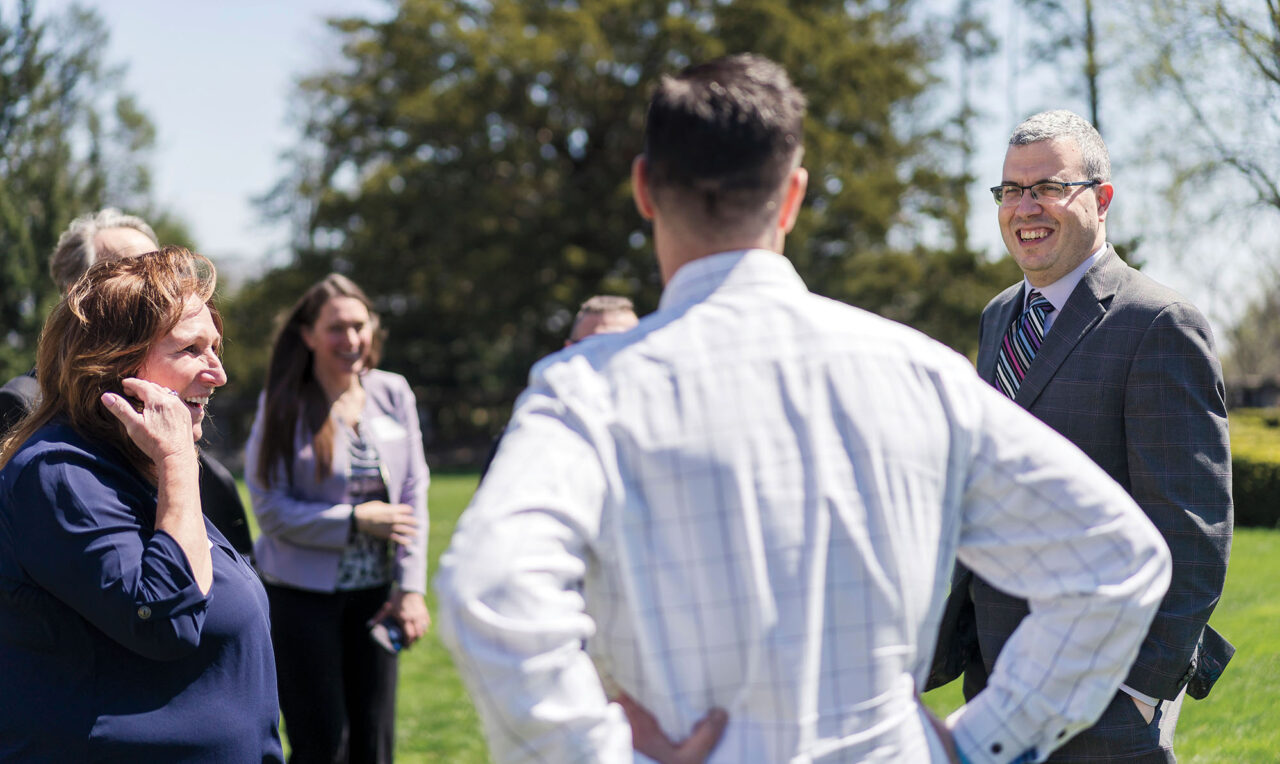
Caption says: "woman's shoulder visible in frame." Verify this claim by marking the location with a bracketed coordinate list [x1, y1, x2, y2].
[362, 369, 415, 402]
[7, 421, 100, 465]
[2, 421, 134, 492]
[363, 368, 409, 389]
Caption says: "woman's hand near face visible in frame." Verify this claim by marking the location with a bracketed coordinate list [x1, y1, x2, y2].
[353, 501, 418, 547]
[102, 377, 212, 594]
[102, 378, 197, 464]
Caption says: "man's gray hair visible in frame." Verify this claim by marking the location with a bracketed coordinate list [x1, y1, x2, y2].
[575, 295, 635, 320]
[1009, 110, 1111, 183]
[49, 208, 158, 292]
[568, 295, 637, 342]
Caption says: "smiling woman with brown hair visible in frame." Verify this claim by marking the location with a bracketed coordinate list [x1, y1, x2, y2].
[246, 273, 430, 764]
[0, 246, 282, 761]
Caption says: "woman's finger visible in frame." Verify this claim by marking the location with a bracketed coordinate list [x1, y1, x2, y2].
[101, 391, 142, 426]
[121, 376, 174, 401]
[109, 378, 195, 462]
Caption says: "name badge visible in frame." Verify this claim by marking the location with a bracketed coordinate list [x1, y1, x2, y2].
[366, 414, 408, 442]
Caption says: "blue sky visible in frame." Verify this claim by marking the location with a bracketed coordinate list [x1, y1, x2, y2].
[38, 0, 388, 280]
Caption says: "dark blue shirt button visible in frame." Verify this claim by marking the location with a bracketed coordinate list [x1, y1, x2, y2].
[991, 742, 1003, 754]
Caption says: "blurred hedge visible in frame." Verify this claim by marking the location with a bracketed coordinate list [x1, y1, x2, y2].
[1231, 408, 1280, 528]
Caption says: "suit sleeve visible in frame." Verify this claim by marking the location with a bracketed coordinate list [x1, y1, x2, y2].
[9, 451, 208, 660]
[244, 396, 355, 550]
[197, 452, 254, 556]
[1121, 302, 1232, 699]
[0, 375, 37, 434]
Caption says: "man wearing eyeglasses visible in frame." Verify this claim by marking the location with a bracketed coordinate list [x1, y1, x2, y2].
[930, 110, 1233, 762]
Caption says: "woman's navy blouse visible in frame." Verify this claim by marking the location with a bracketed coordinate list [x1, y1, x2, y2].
[0, 421, 283, 762]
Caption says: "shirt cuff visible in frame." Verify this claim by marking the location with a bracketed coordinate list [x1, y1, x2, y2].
[1119, 683, 1160, 707]
[948, 699, 1046, 764]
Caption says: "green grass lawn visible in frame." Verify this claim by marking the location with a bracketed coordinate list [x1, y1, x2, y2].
[242, 473, 1279, 762]
[922, 528, 1280, 763]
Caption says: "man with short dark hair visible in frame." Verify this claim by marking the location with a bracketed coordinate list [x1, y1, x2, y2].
[437, 56, 1172, 763]
[931, 110, 1233, 763]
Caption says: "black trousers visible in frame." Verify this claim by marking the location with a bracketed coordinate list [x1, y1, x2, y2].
[266, 583, 398, 764]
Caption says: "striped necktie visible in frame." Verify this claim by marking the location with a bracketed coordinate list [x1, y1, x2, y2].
[994, 290, 1054, 399]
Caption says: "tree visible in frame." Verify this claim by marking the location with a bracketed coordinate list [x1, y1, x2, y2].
[0, 0, 179, 379]
[1113, 0, 1280, 366]
[1129, 0, 1280, 213]
[248, 0, 1011, 449]
[1222, 266, 1280, 385]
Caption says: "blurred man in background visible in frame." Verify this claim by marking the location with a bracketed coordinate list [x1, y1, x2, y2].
[565, 295, 639, 346]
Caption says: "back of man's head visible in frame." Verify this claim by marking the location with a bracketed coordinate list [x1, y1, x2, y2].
[643, 54, 805, 235]
[50, 208, 158, 293]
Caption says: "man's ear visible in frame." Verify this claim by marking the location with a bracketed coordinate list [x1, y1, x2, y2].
[779, 167, 808, 234]
[1095, 181, 1115, 221]
[632, 155, 656, 221]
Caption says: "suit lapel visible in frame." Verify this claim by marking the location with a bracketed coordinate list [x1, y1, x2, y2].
[978, 285, 1025, 386]
[1014, 246, 1123, 408]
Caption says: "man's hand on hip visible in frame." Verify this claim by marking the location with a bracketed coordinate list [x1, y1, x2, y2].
[615, 692, 728, 764]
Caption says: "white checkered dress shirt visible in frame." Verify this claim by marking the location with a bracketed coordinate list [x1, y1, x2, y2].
[436, 249, 1170, 764]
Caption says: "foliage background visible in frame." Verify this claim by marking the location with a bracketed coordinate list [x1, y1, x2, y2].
[0, 0, 192, 380]
[5, 0, 1280, 460]
[220, 0, 1022, 456]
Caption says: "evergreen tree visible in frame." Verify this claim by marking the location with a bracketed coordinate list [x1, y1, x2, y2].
[250, 0, 1011, 447]
[0, 0, 179, 378]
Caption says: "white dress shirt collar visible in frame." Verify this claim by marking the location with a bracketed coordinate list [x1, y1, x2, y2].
[1023, 244, 1106, 333]
[659, 249, 805, 311]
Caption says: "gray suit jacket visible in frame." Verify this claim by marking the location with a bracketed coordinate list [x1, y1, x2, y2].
[931, 247, 1233, 707]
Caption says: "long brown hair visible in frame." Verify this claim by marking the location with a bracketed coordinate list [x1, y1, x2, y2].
[0, 246, 221, 479]
[256, 273, 383, 488]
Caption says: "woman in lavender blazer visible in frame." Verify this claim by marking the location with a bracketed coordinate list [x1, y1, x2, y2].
[245, 274, 429, 764]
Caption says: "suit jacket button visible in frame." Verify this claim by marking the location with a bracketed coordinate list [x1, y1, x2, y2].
[137, 605, 152, 620]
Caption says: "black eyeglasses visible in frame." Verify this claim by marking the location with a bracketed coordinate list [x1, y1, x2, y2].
[990, 180, 1100, 206]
